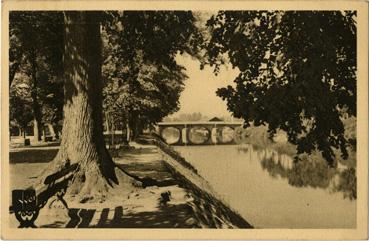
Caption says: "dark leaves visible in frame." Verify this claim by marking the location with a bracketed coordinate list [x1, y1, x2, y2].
[206, 11, 356, 165]
[102, 11, 202, 131]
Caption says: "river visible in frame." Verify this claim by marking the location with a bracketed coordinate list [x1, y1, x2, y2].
[174, 144, 356, 228]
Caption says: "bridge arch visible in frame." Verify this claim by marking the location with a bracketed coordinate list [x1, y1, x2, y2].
[217, 126, 235, 144]
[187, 126, 211, 145]
[160, 126, 182, 145]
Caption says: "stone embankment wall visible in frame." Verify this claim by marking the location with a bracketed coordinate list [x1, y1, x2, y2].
[137, 134, 253, 228]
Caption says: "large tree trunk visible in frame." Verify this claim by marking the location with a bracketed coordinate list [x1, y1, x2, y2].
[132, 113, 141, 140]
[41, 12, 139, 203]
[32, 118, 41, 142]
[53, 124, 60, 139]
[30, 50, 42, 142]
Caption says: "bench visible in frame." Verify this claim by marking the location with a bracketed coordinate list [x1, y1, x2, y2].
[11, 162, 78, 228]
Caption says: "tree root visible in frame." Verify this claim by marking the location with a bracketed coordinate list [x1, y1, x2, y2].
[64, 165, 143, 203]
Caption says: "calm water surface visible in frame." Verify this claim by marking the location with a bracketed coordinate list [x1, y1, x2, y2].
[174, 145, 356, 228]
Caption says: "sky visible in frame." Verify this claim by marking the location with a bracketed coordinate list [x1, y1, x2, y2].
[168, 54, 240, 119]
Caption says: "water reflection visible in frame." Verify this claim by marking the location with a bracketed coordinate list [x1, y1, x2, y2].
[335, 167, 356, 200]
[175, 144, 356, 228]
[237, 144, 356, 200]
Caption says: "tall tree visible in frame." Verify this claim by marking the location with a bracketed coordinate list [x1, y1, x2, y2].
[10, 61, 64, 140]
[102, 11, 202, 141]
[9, 12, 63, 141]
[205, 11, 356, 166]
[103, 57, 187, 141]
[10, 81, 33, 138]
[47, 11, 124, 200]
[38, 70, 64, 139]
[32, 11, 203, 202]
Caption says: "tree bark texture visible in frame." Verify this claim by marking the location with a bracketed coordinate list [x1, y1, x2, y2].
[45, 12, 132, 202]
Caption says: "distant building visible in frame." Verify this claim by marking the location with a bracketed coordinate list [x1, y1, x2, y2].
[209, 117, 223, 122]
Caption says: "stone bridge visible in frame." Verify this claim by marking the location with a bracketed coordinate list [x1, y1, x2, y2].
[156, 121, 243, 145]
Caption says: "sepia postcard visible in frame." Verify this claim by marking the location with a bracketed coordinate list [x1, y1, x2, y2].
[1, 0, 368, 239]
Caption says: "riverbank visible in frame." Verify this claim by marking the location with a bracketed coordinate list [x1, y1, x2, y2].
[9, 141, 252, 228]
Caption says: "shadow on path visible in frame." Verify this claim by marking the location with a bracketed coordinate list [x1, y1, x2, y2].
[40, 204, 197, 228]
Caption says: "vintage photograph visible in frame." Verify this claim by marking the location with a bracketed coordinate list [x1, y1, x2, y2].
[1, 1, 368, 239]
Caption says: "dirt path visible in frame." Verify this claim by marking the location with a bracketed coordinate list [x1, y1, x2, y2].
[9, 143, 251, 228]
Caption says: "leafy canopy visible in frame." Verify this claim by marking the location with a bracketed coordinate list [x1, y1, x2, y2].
[102, 11, 203, 130]
[205, 11, 356, 165]
[9, 12, 64, 127]
[9, 12, 64, 86]
[10, 80, 33, 130]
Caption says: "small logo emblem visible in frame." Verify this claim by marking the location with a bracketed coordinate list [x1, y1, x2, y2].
[12, 189, 39, 228]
